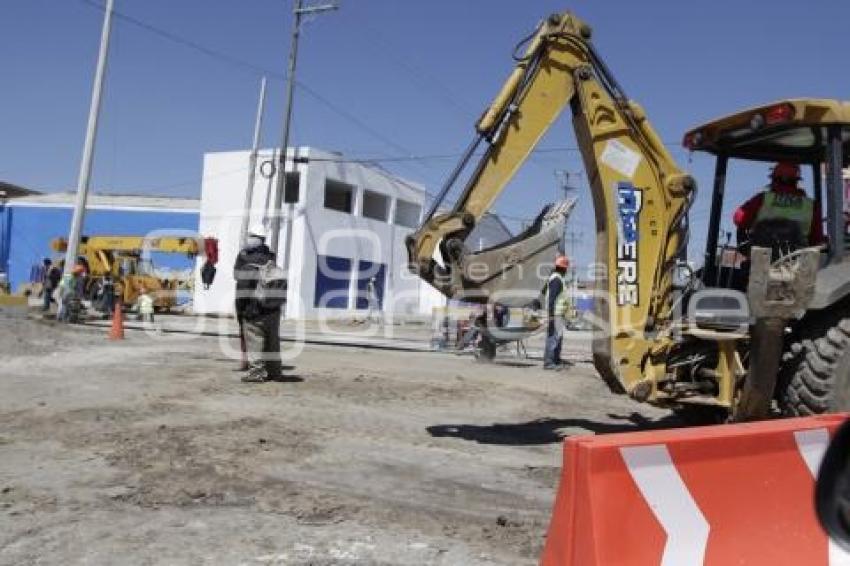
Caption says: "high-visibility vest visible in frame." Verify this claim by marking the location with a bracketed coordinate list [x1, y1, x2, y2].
[546, 272, 571, 317]
[755, 189, 814, 239]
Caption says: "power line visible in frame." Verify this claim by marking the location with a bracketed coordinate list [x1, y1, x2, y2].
[304, 141, 684, 164]
[293, 82, 434, 168]
[75, 0, 690, 169]
[75, 0, 442, 184]
[72, 0, 692, 227]
[77, 0, 285, 80]
[353, 19, 476, 118]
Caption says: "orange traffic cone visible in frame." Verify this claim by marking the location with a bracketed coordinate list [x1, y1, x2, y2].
[109, 301, 124, 340]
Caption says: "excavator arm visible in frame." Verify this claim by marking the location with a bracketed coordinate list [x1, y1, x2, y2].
[52, 236, 204, 256]
[406, 12, 696, 394]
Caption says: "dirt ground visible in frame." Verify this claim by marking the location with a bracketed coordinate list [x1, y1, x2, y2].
[0, 314, 677, 565]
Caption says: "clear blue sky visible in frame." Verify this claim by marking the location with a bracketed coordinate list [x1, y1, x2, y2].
[2, 0, 848, 268]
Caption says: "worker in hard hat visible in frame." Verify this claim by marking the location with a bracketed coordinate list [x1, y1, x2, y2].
[543, 254, 572, 370]
[733, 162, 825, 247]
[234, 231, 283, 383]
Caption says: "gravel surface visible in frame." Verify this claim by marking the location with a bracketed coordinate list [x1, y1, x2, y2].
[0, 314, 677, 565]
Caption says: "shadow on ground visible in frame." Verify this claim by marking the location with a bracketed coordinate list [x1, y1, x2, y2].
[427, 412, 683, 446]
[269, 374, 304, 383]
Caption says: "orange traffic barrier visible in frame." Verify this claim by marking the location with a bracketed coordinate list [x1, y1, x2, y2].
[108, 301, 124, 340]
[541, 414, 850, 566]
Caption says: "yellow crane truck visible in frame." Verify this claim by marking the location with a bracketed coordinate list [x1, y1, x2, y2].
[407, 11, 850, 422]
[51, 235, 206, 311]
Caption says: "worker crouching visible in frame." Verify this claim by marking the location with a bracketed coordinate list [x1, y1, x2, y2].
[234, 232, 285, 383]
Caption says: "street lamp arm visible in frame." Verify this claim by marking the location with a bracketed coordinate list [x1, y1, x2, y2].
[296, 4, 338, 15]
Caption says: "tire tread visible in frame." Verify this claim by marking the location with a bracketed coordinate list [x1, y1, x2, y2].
[783, 313, 850, 416]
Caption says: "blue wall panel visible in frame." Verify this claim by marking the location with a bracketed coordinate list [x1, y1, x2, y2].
[314, 255, 352, 309]
[0, 205, 11, 279]
[4, 205, 199, 290]
[355, 260, 386, 309]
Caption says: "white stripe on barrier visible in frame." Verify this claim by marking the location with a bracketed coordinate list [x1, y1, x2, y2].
[620, 444, 710, 566]
[794, 428, 850, 566]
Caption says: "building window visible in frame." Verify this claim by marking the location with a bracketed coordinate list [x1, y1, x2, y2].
[324, 179, 354, 213]
[355, 260, 386, 310]
[362, 190, 389, 222]
[314, 255, 352, 309]
[394, 199, 421, 228]
[284, 171, 300, 204]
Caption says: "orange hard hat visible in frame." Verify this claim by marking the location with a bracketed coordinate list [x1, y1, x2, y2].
[554, 255, 570, 269]
[771, 162, 801, 181]
[72, 264, 85, 275]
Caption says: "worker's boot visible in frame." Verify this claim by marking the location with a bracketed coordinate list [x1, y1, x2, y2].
[241, 368, 267, 383]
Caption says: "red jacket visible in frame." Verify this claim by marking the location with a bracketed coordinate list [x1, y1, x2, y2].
[732, 185, 825, 245]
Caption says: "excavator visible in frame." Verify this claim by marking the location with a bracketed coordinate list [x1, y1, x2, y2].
[51, 234, 216, 311]
[407, 10, 850, 422]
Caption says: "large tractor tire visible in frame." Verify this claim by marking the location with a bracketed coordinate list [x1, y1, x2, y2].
[782, 316, 850, 416]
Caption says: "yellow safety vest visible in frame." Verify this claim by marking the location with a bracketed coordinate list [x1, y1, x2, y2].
[755, 190, 814, 239]
[547, 272, 571, 317]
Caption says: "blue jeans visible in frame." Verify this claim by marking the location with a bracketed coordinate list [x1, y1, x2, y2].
[544, 317, 565, 367]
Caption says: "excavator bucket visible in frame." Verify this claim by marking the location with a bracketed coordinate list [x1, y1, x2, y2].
[455, 199, 576, 308]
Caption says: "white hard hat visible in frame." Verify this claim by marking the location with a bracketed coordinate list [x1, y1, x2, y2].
[244, 227, 266, 250]
[247, 226, 266, 239]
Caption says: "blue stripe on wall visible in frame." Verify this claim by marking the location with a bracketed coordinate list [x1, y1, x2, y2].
[3, 206, 199, 290]
[314, 255, 352, 309]
[0, 204, 11, 277]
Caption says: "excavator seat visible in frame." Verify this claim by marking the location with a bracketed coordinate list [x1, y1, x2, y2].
[712, 219, 806, 293]
[687, 288, 751, 333]
[747, 218, 806, 261]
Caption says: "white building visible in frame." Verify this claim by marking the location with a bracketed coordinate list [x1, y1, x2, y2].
[194, 147, 512, 320]
[194, 147, 427, 319]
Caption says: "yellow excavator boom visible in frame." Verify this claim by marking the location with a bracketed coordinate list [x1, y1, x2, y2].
[51, 236, 203, 256]
[407, 12, 695, 396]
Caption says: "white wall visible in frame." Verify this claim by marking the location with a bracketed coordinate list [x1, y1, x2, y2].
[193, 147, 294, 316]
[194, 147, 441, 319]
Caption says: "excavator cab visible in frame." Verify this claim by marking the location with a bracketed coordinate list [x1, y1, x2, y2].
[684, 99, 850, 418]
[684, 99, 850, 281]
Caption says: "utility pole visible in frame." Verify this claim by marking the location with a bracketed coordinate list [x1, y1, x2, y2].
[239, 76, 268, 247]
[555, 170, 581, 285]
[565, 229, 583, 273]
[268, 0, 338, 257]
[64, 0, 115, 275]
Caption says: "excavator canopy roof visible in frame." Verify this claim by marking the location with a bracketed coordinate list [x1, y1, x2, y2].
[683, 98, 850, 165]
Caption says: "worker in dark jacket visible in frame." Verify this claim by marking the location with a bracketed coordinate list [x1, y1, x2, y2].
[234, 232, 282, 383]
[41, 258, 61, 312]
